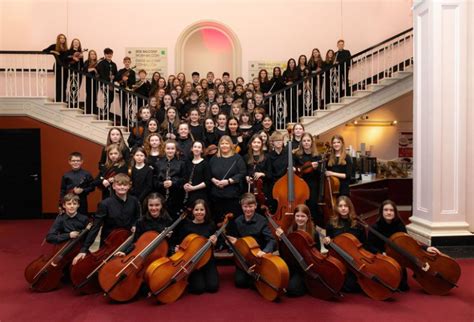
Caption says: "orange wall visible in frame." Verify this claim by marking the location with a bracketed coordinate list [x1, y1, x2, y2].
[0, 116, 103, 213]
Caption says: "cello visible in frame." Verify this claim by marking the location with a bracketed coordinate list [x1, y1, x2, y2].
[24, 223, 92, 292]
[357, 218, 461, 295]
[272, 124, 310, 232]
[145, 213, 233, 303]
[70, 228, 133, 294]
[223, 233, 289, 302]
[317, 227, 402, 301]
[98, 210, 187, 302]
[264, 207, 345, 300]
[318, 147, 340, 226]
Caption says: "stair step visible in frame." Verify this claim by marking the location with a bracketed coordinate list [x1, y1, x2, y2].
[314, 110, 332, 118]
[340, 97, 359, 104]
[326, 103, 345, 111]
[393, 70, 413, 79]
[379, 78, 399, 86]
[59, 108, 83, 113]
[367, 84, 385, 91]
[76, 114, 97, 121]
[353, 90, 372, 98]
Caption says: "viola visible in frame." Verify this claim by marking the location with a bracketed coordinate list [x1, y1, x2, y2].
[223, 234, 289, 301]
[24, 223, 92, 292]
[295, 161, 315, 176]
[271, 125, 310, 232]
[146, 214, 233, 303]
[317, 227, 402, 301]
[98, 211, 187, 302]
[265, 208, 345, 300]
[70, 229, 133, 294]
[358, 218, 461, 295]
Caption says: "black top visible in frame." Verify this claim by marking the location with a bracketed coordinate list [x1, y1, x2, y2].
[283, 69, 301, 83]
[203, 131, 220, 147]
[59, 169, 94, 201]
[66, 49, 84, 71]
[267, 147, 288, 182]
[293, 152, 322, 198]
[96, 59, 118, 82]
[176, 136, 194, 161]
[43, 44, 68, 67]
[190, 124, 204, 142]
[209, 154, 246, 199]
[153, 157, 186, 193]
[98, 145, 130, 171]
[124, 214, 173, 254]
[176, 219, 216, 246]
[367, 220, 407, 254]
[326, 218, 366, 244]
[184, 159, 211, 203]
[81, 194, 140, 252]
[129, 165, 153, 203]
[326, 155, 353, 196]
[268, 76, 285, 93]
[115, 68, 136, 89]
[46, 213, 89, 244]
[228, 213, 276, 253]
[127, 119, 147, 148]
[335, 49, 352, 67]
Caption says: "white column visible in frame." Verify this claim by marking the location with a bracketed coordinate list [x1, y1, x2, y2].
[409, 0, 473, 245]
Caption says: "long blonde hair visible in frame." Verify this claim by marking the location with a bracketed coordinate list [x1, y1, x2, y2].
[105, 144, 125, 169]
[106, 127, 128, 153]
[328, 134, 347, 166]
[246, 134, 265, 164]
[294, 132, 318, 157]
[55, 34, 67, 52]
[144, 133, 164, 157]
[329, 196, 358, 229]
[216, 135, 235, 157]
[288, 204, 315, 237]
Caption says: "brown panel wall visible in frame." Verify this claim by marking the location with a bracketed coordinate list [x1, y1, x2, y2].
[0, 116, 104, 213]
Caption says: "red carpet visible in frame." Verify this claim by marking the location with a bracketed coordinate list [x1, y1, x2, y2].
[1, 220, 473, 322]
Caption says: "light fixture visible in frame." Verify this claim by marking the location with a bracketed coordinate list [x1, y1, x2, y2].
[346, 120, 398, 127]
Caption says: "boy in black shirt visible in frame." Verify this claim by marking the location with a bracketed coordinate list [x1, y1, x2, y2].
[59, 152, 94, 215]
[46, 194, 89, 244]
[72, 173, 140, 265]
[96, 48, 118, 120]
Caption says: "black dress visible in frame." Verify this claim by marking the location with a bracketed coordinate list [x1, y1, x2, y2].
[129, 165, 153, 204]
[43, 44, 68, 102]
[153, 157, 186, 218]
[326, 155, 353, 197]
[184, 159, 211, 206]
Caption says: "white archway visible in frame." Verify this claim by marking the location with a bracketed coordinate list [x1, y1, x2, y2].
[175, 20, 242, 79]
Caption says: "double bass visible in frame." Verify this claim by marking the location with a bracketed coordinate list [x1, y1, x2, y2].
[223, 234, 289, 302]
[317, 228, 402, 301]
[145, 214, 233, 303]
[272, 124, 310, 232]
[24, 223, 92, 292]
[70, 229, 133, 294]
[265, 208, 345, 300]
[318, 147, 340, 225]
[98, 211, 187, 302]
[358, 218, 461, 295]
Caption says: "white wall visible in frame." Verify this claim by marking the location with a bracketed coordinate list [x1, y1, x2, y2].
[1, 0, 413, 79]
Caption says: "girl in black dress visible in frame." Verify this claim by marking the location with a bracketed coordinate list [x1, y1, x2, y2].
[258, 69, 271, 96]
[293, 132, 322, 225]
[174, 199, 219, 294]
[283, 58, 301, 123]
[227, 117, 244, 154]
[143, 118, 160, 141]
[176, 122, 194, 161]
[202, 117, 219, 150]
[275, 204, 321, 297]
[323, 49, 336, 106]
[160, 107, 180, 140]
[98, 127, 130, 171]
[128, 147, 153, 204]
[326, 134, 353, 197]
[94, 143, 128, 200]
[83, 50, 99, 115]
[367, 200, 442, 291]
[244, 134, 270, 211]
[184, 141, 211, 206]
[189, 108, 204, 141]
[43, 34, 69, 102]
[153, 140, 186, 219]
[323, 196, 366, 292]
[67, 38, 85, 108]
[291, 122, 305, 149]
[144, 133, 164, 166]
[209, 135, 247, 222]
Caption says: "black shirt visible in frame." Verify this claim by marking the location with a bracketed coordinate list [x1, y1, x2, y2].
[326, 155, 353, 196]
[59, 169, 94, 201]
[326, 218, 366, 244]
[267, 148, 288, 182]
[184, 159, 211, 204]
[209, 154, 246, 199]
[367, 220, 407, 254]
[81, 194, 140, 252]
[46, 213, 89, 244]
[129, 165, 153, 203]
[176, 219, 216, 245]
[96, 59, 118, 82]
[124, 214, 173, 254]
[229, 213, 276, 253]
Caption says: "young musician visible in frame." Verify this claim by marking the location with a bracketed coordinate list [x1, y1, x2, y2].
[324, 49, 336, 105]
[174, 199, 219, 294]
[258, 69, 271, 96]
[227, 117, 244, 155]
[94, 143, 128, 200]
[215, 113, 228, 139]
[291, 123, 305, 149]
[244, 134, 269, 210]
[267, 132, 288, 213]
[98, 127, 130, 171]
[293, 133, 322, 225]
[66, 38, 85, 108]
[269, 67, 286, 94]
[114, 57, 136, 126]
[133, 69, 152, 108]
[72, 174, 140, 265]
[153, 140, 186, 219]
[47, 194, 89, 245]
[275, 204, 321, 297]
[367, 200, 441, 292]
[335, 39, 352, 97]
[184, 141, 210, 206]
[160, 107, 180, 141]
[128, 106, 152, 149]
[115, 192, 173, 256]
[323, 196, 365, 292]
[96, 48, 118, 119]
[43, 34, 69, 102]
[129, 147, 153, 204]
[326, 134, 353, 196]
[59, 152, 94, 215]
[226, 193, 277, 289]
[283, 58, 301, 123]
[189, 108, 204, 142]
[176, 122, 194, 161]
[251, 108, 265, 134]
[83, 50, 99, 115]
[202, 118, 219, 150]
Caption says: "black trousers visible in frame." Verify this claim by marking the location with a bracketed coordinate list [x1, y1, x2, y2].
[55, 64, 68, 102]
[234, 267, 253, 289]
[210, 196, 242, 223]
[188, 259, 219, 294]
[287, 270, 306, 297]
[85, 78, 99, 115]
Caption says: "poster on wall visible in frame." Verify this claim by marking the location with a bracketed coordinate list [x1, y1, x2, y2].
[125, 47, 168, 78]
[248, 61, 286, 81]
[398, 131, 413, 161]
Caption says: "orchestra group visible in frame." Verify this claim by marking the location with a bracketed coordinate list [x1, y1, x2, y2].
[26, 34, 461, 304]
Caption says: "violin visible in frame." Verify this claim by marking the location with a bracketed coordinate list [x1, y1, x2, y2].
[145, 214, 233, 303]
[98, 211, 187, 302]
[265, 208, 345, 300]
[358, 218, 461, 295]
[271, 125, 310, 232]
[204, 144, 218, 157]
[318, 148, 340, 225]
[70, 229, 133, 294]
[223, 234, 289, 301]
[317, 227, 402, 301]
[24, 223, 92, 292]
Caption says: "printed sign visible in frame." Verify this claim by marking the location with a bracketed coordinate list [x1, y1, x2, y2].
[125, 47, 168, 78]
[248, 61, 287, 80]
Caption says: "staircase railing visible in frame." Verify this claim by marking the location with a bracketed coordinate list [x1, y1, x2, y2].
[266, 28, 413, 130]
[0, 51, 149, 131]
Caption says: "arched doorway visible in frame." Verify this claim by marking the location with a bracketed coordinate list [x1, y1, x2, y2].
[175, 21, 242, 80]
